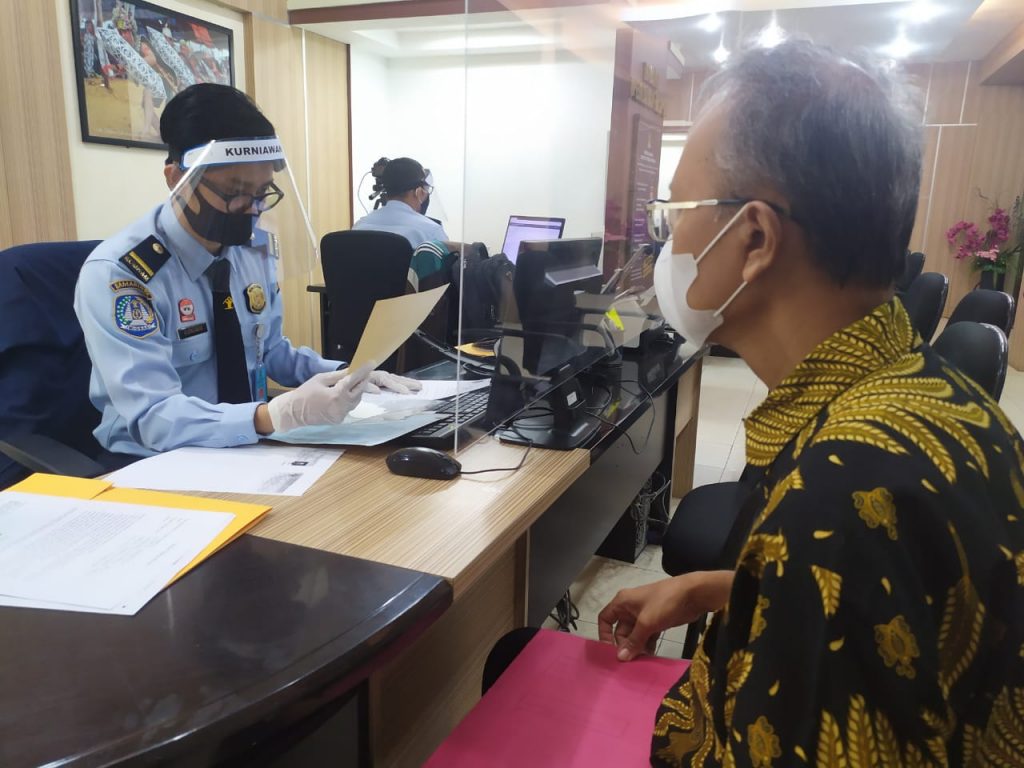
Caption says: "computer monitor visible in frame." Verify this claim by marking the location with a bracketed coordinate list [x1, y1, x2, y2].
[500, 215, 565, 264]
[492, 238, 607, 450]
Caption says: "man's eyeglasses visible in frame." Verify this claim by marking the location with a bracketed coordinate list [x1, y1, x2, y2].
[199, 178, 285, 214]
[645, 198, 795, 242]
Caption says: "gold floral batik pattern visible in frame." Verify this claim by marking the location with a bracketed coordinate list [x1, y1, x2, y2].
[650, 300, 1024, 767]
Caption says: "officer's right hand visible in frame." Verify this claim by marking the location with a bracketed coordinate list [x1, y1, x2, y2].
[266, 363, 374, 433]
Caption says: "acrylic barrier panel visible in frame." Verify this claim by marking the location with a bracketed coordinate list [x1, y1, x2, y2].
[338, 14, 469, 378]
[448, 8, 672, 454]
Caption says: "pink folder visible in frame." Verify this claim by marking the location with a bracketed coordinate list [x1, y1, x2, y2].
[425, 629, 690, 767]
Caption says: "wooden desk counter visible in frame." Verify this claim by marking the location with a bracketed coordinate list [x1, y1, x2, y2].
[201, 438, 588, 598]
[185, 343, 701, 766]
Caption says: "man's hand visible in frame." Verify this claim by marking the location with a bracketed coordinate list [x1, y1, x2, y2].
[597, 570, 734, 661]
[261, 364, 373, 434]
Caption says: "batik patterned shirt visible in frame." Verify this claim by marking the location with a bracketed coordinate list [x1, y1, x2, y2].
[651, 299, 1024, 767]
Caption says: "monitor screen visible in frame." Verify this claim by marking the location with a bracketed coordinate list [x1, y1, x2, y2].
[501, 216, 565, 264]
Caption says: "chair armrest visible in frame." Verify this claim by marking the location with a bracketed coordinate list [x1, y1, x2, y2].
[0, 433, 106, 478]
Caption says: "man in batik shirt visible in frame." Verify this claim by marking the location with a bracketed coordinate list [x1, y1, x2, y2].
[599, 41, 1024, 766]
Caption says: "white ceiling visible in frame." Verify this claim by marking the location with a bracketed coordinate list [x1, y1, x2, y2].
[291, 0, 1024, 64]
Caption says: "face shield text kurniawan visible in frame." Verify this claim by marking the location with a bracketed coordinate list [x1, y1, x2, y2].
[169, 137, 319, 279]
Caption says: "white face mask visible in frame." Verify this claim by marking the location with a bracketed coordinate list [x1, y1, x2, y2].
[653, 205, 750, 347]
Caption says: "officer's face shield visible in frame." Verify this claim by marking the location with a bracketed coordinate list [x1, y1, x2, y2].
[169, 137, 318, 278]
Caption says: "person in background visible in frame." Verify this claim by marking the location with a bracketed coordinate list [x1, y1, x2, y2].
[74, 83, 418, 462]
[353, 157, 449, 248]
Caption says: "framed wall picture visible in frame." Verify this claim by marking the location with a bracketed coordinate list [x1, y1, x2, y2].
[69, 0, 234, 150]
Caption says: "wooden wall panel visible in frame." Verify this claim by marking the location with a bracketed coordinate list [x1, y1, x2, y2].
[919, 126, 977, 277]
[0, 0, 76, 248]
[0, 125, 12, 249]
[961, 61, 982, 124]
[249, 18, 318, 352]
[217, 0, 288, 23]
[909, 126, 939, 253]
[926, 61, 970, 125]
[305, 33, 352, 239]
[304, 31, 352, 353]
[690, 69, 711, 118]
[663, 76, 689, 122]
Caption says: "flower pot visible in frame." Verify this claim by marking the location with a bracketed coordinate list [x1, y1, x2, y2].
[979, 271, 1005, 291]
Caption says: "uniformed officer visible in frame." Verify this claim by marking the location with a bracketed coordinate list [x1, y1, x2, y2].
[74, 83, 419, 458]
[353, 157, 449, 248]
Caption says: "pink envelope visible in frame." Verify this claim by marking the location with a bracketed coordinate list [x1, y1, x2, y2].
[425, 629, 690, 767]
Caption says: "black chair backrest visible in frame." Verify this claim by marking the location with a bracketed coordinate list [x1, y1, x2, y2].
[933, 321, 1008, 400]
[320, 230, 413, 364]
[947, 288, 1015, 335]
[0, 240, 103, 488]
[901, 272, 949, 342]
[895, 251, 926, 293]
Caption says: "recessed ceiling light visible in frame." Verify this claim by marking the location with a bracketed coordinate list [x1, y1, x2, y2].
[881, 30, 916, 59]
[713, 42, 730, 64]
[698, 13, 722, 33]
[903, 0, 944, 24]
[757, 15, 785, 49]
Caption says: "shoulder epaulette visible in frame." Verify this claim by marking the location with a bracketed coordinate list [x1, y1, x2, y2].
[118, 236, 171, 284]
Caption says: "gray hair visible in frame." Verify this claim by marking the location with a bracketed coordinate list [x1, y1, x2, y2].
[699, 40, 923, 288]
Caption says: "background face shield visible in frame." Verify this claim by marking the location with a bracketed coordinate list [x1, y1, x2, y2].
[170, 138, 318, 280]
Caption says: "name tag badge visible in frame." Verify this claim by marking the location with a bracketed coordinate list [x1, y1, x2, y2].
[253, 363, 268, 403]
[177, 322, 209, 340]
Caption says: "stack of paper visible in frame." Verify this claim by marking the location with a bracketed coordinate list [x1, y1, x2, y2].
[1, 474, 270, 614]
[106, 444, 343, 496]
[270, 380, 491, 447]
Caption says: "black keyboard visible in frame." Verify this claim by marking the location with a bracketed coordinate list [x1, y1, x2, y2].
[401, 387, 491, 449]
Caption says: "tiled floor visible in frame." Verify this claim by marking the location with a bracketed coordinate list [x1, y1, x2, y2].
[546, 356, 1024, 657]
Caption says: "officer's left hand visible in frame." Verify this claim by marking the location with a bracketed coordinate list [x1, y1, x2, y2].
[364, 370, 423, 395]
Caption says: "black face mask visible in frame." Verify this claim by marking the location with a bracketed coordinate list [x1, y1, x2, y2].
[179, 190, 255, 247]
[419, 193, 430, 216]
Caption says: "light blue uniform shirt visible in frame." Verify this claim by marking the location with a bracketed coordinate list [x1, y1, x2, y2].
[74, 202, 340, 456]
[352, 200, 449, 248]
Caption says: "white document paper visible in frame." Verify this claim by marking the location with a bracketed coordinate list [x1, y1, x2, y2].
[350, 285, 448, 371]
[270, 412, 447, 447]
[108, 444, 343, 496]
[366, 378, 490, 405]
[0, 492, 231, 615]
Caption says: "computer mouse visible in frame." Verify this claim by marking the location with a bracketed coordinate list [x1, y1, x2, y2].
[386, 447, 462, 481]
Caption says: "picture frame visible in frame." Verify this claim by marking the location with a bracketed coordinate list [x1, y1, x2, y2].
[69, 0, 234, 150]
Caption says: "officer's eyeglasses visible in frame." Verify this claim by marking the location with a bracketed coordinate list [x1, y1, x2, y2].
[200, 178, 285, 214]
[645, 198, 795, 242]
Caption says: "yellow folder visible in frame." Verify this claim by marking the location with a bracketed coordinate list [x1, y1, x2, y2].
[5, 473, 270, 583]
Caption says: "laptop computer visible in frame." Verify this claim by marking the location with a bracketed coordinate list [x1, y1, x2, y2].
[500, 215, 565, 264]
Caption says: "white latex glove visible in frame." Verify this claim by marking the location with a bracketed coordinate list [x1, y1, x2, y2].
[267, 364, 373, 433]
[364, 370, 424, 395]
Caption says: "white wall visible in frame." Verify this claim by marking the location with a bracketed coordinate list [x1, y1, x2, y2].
[349, 47, 395, 221]
[349, 46, 614, 253]
[54, 0, 246, 241]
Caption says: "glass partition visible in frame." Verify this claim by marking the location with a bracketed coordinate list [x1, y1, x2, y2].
[450, 6, 668, 453]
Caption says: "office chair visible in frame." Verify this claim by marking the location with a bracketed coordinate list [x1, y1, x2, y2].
[901, 272, 949, 343]
[0, 240, 107, 489]
[946, 288, 1015, 336]
[933, 321, 1009, 400]
[895, 251, 926, 294]
[320, 230, 413, 368]
[660, 479, 743, 658]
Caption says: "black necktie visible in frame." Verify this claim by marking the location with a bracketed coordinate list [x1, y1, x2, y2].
[208, 258, 251, 404]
